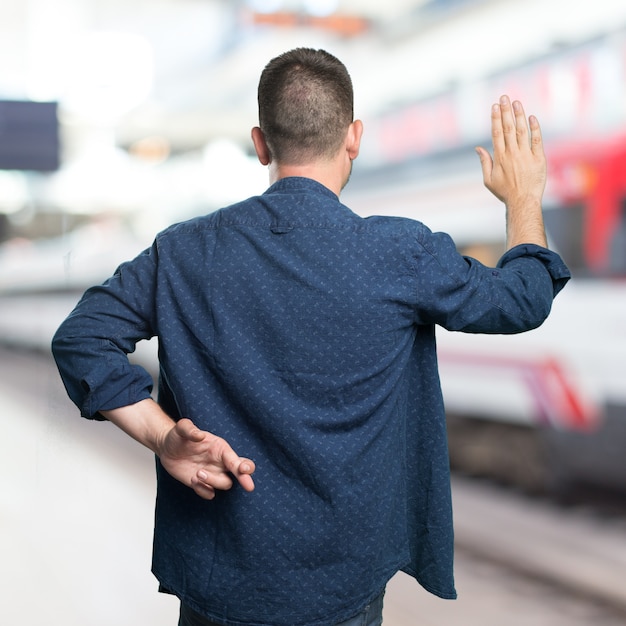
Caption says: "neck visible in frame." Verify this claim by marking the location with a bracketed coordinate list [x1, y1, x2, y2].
[267, 159, 349, 197]
[251, 120, 362, 196]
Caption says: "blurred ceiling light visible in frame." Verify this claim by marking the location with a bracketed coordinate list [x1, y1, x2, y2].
[45, 143, 150, 214]
[0, 171, 29, 215]
[303, 0, 339, 17]
[129, 136, 171, 165]
[248, 0, 339, 17]
[62, 31, 154, 124]
[248, 0, 284, 13]
[203, 138, 267, 204]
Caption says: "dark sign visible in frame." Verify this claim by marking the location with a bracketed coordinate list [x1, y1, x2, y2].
[0, 100, 60, 172]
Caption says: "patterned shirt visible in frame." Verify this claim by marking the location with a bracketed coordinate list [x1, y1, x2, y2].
[52, 176, 570, 625]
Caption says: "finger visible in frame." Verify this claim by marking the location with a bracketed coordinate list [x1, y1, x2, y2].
[475, 146, 493, 185]
[222, 449, 256, 492]
[512, 100, 529, 149]
[235, 459, 256, 492]
[490, 102, 505, 155]
[175, 418, 205, 442]
[190, 477, 217, 500]
[498, 95, 517, 150]
[238, 473, 255, 492]
[196, 468, 234, 491]
[528, 114, 544, 158]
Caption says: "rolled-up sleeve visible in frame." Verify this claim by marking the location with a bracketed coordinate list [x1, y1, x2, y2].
[496, 243, 571, 297]
[51, 243, 159, 419]
[412, 230, 571, 334]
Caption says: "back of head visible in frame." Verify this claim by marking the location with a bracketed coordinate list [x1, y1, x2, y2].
[257, 48, 354, 165]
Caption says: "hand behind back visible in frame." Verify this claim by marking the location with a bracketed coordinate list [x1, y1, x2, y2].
[158, 418, 256, 500]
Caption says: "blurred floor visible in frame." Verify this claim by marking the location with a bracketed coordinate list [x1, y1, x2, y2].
[2, 347, 625, 626]
[0, 349, 178, 625]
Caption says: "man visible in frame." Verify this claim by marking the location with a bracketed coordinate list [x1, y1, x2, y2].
[52, 48, 570, 626]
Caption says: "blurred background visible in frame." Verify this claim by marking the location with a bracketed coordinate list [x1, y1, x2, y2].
[1, 1, 626, 624]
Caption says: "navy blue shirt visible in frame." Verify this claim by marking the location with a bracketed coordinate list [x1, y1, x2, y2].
[52, 177, 570, 625]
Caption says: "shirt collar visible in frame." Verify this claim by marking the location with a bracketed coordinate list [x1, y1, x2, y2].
[264, 176, 340, 203]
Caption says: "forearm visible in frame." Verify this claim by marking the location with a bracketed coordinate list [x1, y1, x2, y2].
[505, 198, 548, 250]
[100, 398, 174, 456]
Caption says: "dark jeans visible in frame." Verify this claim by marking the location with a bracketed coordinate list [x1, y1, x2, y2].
[178, 590, 385, 626]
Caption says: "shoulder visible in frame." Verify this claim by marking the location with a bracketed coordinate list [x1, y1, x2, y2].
[356, 213, 432, 241]
[156, 198, 261, 240]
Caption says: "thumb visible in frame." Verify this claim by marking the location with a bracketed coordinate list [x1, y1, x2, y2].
[475, 146, 493, 184]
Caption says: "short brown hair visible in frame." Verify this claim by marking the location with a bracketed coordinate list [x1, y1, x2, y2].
[257, 48, 354, 165]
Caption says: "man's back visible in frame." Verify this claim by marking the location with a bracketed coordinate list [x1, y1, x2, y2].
[150, 176, 452, 624]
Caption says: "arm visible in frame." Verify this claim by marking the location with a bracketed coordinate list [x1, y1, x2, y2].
[51, 246, 159, 418]
[100, 399, 255, 500]
[411, 96, 569, 333]
[475, 95, 548, 250]
[52, 243, 255, 499]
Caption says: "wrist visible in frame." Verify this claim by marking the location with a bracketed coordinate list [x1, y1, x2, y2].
[101, 398, 176, 456]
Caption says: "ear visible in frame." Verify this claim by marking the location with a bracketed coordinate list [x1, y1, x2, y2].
[251, 127, 271, 165]
[346, 120, 363, 161]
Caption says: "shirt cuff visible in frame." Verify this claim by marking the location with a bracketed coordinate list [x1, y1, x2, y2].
[81, 364, 154, 420]
[497, 244, 571, 296]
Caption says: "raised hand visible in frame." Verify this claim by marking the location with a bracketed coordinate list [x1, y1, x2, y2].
[475, 95, 548, 249]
